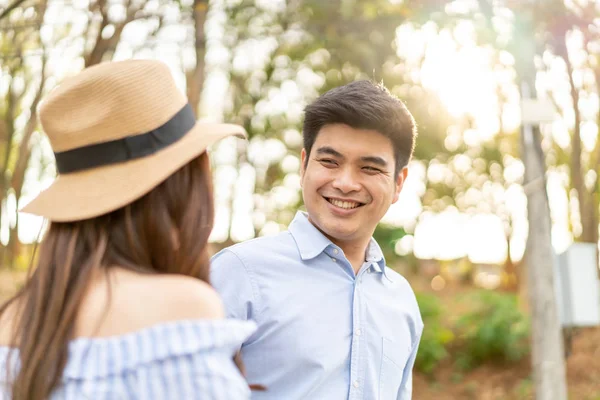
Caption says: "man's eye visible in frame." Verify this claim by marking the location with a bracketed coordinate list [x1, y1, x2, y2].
[318, 159, 337, 165]
[363, 166, 381, 173]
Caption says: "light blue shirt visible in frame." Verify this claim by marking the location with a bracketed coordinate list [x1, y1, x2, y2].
[0, 319, 256, 400]
[211, 212, 423, 400]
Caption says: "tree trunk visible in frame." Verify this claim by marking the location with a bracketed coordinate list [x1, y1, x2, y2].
[84, 0, 110, 67]
[6, 49, 47, 268]
[84, 0, 140, 68]
[503, 227, 518, 292]
[7, 212, 19, 268]
[589, 65, 600, 265]
[519, 77, 568, 400]
[559, 38, 597, 243]
[508, 5, 568, 398]
[0, 0, 28, 21]
[186, 0, 209, 117]
[0, 71, 19, 267]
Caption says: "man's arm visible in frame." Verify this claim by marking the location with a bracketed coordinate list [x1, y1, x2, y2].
[397, 330, 422, 400]
[212, 249, 268, 392]
[210, 248, 259, 321]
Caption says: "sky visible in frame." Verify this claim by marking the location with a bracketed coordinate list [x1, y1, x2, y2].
[3, 0, 592, 264]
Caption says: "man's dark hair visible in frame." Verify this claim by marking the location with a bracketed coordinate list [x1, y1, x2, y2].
[302, 80, 417, 178]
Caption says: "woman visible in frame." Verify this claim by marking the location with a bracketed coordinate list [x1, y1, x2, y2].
[0, 59, 256, 399]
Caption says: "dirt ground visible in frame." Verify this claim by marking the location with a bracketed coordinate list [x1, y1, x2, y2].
[411, 278, 600, 400]
[413, 325, 600, 399]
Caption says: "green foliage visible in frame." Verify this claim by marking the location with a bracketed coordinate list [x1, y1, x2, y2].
[450, 371, 463, 383]
[414, 293, 454, 374]
[454, 291, 530, 370]
[373, 224, 406, 261]
[514, 378, 533, 399]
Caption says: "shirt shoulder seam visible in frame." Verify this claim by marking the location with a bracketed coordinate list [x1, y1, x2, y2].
[224, 248, 265, 322]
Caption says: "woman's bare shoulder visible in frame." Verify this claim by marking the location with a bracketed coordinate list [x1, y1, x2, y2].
[75, 269, 225, 338]
[0, 271, 225, 344]
[138, 273, 225, 320]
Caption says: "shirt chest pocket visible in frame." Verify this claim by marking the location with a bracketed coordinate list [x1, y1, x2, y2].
[379, 337, 410, 400]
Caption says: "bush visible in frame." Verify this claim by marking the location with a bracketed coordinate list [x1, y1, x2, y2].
[415, 293, 454, 374]
[454, 291, 529, 370]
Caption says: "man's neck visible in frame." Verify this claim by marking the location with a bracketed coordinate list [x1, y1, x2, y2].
[332, 238, 371, 275]
[305, 215, 373, 275]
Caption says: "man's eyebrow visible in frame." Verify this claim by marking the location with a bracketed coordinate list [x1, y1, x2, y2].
[315, 146, 344, 158]
[361, 156, 388, 167]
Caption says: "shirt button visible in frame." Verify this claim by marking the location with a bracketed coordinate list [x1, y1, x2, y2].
[333, 248, 339, 254]
[356, 329, 362, 336]
[331, 257, 337, 262]
[353, 381, 359, 388]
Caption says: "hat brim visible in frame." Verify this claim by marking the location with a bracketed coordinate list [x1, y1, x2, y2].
[20, 122, 246, 222]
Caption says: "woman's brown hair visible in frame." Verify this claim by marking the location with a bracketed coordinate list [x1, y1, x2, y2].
[0, 152, 214, 400]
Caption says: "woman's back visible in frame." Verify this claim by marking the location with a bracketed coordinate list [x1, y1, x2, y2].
[0, 270, 256, 399]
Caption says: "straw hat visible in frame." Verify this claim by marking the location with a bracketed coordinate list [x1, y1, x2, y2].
[20, 59, 246, 222]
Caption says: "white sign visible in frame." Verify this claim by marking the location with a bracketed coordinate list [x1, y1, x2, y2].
[521, 98, 555, 124]
[555, 243, 600, 327]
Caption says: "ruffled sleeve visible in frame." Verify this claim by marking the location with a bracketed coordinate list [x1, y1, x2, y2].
[1, 319, 257, 400]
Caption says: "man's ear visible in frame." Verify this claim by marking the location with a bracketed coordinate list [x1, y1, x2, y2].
[300, 148, 307, 187]
[392, 166, 409, 204]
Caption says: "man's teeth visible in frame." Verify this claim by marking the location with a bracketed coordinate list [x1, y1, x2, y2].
[329, 199, 360, 209]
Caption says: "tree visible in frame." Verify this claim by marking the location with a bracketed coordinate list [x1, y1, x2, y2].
[186, 0, 209, 117]
[530, 0, 598, 245]
[395, 2, 525, 286]
[401, 0, 569, 396]
[422, 128, 522, 288]
[0, 0, 49, 265]
[0, 0, 28, 22]
[482, 1, 568, 397]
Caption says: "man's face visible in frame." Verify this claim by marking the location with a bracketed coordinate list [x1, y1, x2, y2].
[300, 124, 408, 245]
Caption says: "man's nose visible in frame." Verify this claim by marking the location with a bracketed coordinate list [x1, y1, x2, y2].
[331, 168, 361, 193]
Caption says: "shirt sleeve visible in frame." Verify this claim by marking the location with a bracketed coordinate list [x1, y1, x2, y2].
[397, 329, 422, 400]
[210, 249, 260, 322]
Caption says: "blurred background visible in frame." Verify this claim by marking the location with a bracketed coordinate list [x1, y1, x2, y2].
[1, 0, 600, 398]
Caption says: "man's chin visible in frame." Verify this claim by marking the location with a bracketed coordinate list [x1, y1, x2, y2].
[308, 213, 361, 241]
[319, 225, 361, 243]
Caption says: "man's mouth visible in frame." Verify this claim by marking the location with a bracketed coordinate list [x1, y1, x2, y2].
[324, 197, 365, 210]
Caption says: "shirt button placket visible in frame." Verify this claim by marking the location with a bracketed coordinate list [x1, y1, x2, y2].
[349, 278, 362, 399]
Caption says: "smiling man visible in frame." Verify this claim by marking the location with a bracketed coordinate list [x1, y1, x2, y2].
[211, 80, 423, 400]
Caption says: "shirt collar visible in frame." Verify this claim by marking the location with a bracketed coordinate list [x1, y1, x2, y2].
[288, 212, 393, 282]
[365, 238, 393, 282]
[288, 211, 331, 260]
